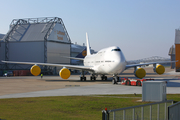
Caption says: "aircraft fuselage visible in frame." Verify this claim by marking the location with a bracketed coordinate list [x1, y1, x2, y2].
[84, 46, 127, 75]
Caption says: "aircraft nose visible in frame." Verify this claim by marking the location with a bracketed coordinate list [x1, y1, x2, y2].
[114, 52, 126, 71]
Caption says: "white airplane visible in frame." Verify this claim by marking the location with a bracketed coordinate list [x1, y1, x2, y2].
[2, 33, 176, 84]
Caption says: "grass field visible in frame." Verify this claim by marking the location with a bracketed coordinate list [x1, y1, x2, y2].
[0, 94, 179, 120]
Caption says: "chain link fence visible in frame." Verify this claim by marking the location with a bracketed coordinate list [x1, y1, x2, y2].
[102, 100, 173, 120]
[168, 101, 180, 120]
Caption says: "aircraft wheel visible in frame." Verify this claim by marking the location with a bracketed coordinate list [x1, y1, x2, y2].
[136, 81, 141, 86]
[112, 78, 117, 84]
[90, 76, 93, 81]
[94, 77, 96, 81]
[84, 77, 86, 81]
[112, 79, 115, 84]
[126, 80, 131, 85]
[117, 77, 119, 82]
[105, 76, 107, 80]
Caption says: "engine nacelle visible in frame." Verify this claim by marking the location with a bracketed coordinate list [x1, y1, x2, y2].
[59, 68, 71, 79]
[30, 65, 41, 76]
[154, 64, 165, 75]
[134, 67, 146, 79]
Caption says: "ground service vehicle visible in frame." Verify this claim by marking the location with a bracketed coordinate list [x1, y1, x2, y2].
[119, 78, 154, 86]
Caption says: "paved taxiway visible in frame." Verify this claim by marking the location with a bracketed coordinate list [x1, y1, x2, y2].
[0, 68, 180, 99]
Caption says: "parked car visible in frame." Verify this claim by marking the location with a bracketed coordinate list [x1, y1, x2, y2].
[3, 72, 13, 77]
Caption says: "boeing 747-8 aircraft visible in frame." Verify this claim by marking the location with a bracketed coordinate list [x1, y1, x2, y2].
[2, 33, 176, 84]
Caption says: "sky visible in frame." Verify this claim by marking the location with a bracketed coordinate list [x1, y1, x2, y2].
[0, 0, 180, 60]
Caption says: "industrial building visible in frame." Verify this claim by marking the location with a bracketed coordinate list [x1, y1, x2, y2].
[174, 29, 180, 72]
[0, 34, 5, 40]
[168, 45, 175, 69]
[0, 17, 94, 75]
[168, 29, 180, 71]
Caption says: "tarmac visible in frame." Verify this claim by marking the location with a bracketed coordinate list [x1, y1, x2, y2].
[0, 67, 180, 99]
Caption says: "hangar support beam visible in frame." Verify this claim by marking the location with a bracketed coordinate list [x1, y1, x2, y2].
[4, 19, 28, 69]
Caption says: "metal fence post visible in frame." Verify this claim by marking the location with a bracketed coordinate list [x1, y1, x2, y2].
[102, 110, 106, 120]
[157, 104, 159, 120]
[102, 110, 109, 120]
[113, 112, 115, 120]
[150, 105, 152, 120]
[165, 102, 167, 120]
[133, 108, 135, 120]
[123, 110, 125, 120]
[141, 107, 144, 120]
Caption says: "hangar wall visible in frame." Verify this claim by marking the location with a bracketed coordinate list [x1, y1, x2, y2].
[9, 42, 44, 62]
[47, 42, 70, 64]
[0, 42, 5, 62]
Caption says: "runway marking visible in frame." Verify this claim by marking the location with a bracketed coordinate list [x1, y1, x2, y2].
[65, 85, 80, 87]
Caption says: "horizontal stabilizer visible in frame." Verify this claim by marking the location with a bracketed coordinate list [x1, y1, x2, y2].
[62, 56, 84, 60]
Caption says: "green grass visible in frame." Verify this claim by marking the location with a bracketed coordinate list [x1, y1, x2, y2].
[0, 94, 179, 120]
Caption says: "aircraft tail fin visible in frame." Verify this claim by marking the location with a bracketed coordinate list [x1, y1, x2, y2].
[86, 32, 91, 55]
[76, 48, 87, 58]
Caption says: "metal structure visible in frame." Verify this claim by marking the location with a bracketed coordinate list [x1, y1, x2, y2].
[168, 45, 175, 69]
[168, 101, 180, 120]
[142, 81, 166, 102]
[1, 17, 71, 74]
[102, 100, 173, 120]
[4, 17, 71, 63]
[127, 56, 171, 65]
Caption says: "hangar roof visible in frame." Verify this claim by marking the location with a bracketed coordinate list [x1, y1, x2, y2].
[3, 17, 71, 43]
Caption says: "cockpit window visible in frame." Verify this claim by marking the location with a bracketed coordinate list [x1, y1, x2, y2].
[111, 49, 121, 51]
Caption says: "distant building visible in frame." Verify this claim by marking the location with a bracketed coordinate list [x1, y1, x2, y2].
[0, 17, 96, 75]
[168, 45, 175, 69]
[0, 17, 71, 75]
[0, 34, 5, 40]
[174, 29, 180, 72]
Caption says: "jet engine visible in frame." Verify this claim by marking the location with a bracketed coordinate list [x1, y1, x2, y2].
[59, 67, 71, 79]
[30, 65, 41, 76]
[153, 64, 165, 75]
[134, 67, 146, 79]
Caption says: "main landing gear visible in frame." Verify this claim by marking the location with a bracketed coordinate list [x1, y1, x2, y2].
[101, 75, 107, 81]
[80, 72, 108, 81]
[90, 75, 107, 81]
[80, 71, 86, 81]
[112, 76, 119, 84]
[90, 75, 96, 81]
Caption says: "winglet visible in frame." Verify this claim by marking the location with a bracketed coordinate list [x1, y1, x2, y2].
[86, 32, 91, 55]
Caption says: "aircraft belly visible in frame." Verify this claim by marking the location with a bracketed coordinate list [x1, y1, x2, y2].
[95, 64, 112, 74]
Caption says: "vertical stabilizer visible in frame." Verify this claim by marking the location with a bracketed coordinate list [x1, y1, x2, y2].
[86, 32, 91, 55]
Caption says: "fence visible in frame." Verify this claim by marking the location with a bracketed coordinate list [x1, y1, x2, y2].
[102, 100, 173, 120]
[168, 101, 180, 120]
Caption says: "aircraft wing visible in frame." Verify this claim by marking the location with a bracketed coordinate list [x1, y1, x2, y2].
[2, 60, 93, 71]
[125, 61, 177, 69]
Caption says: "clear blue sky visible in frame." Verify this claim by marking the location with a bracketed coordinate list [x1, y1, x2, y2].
[1, 0, 180, 60]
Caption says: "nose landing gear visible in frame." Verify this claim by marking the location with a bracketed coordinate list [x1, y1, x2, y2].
[112, 76, 119, 84]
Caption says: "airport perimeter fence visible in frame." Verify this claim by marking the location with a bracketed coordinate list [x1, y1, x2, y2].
[102, 100, 173, 120]
[168, 101, 180, 120]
